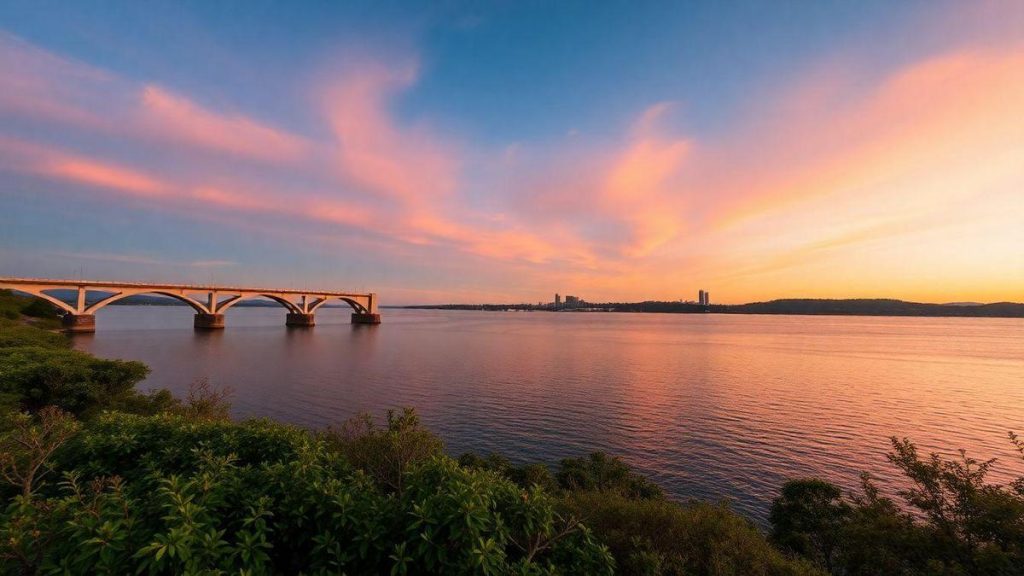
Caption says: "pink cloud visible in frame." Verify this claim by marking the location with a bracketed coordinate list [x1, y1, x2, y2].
[702, 43, 1024, 229]
[0, 33, 309, 165]
[137, 86, 310, 163]
[322, 61, 459, 202]
[0, 137, 169, 197]
[45, 159, 168, 197]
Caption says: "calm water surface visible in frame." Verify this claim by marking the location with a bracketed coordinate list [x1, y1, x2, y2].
[73, 307, 1024, 523]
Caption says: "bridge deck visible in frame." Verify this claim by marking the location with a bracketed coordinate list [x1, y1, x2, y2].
[0, 277, 371, 298]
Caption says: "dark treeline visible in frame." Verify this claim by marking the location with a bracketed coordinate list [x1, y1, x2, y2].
[2, 289, 1023, 575]
[404, 298, 1024, 318]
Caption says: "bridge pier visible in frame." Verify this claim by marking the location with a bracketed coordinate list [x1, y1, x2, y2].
[62, 314, 96, 333]
[194, 313, 225, 330]
[286, 313, 315, 327]
[351, 312, 382, 324]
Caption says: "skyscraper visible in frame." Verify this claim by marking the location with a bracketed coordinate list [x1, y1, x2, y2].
[698, 290, 705, 306]
[555, 293, 561, 308]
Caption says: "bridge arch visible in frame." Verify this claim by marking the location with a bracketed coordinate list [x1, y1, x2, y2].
[309, 296, 369, 315]
[6, 288, 77, 315]
[216, 294, 302, 314]
[85, 290, 212, 315]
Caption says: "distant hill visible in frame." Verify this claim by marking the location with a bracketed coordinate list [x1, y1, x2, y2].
[403, 298, 1024, 318]
[723, 299, 1024, 318]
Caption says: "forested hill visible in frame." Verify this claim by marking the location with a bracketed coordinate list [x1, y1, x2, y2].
[723, 298, 1024, 317]
[405, 299, 1024, 318]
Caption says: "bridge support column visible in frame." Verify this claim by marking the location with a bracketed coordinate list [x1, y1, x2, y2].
[351, 313, 381, 324]
[286, 313, 315, 327]
[194, 313, 225, 330]
[62, 314, 96, 333]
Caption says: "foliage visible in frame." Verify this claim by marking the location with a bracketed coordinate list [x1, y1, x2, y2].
[769, 479, 850, 573]
[557, 452, 664, 499]
[19, 298, 59, 320]
[173, 377, 234, 421]
[0, 407, 81, 497]
[0, 345, 150, 416]
[1, 412, 614, 574]
[565, 491, 821, 576]
[459, 452, 560, 494]
[460, 451, 817, 575]
[325, 407, 444, 495]
[0, 290, 24, 321]
[0, 289, 61, 327]
[770, 435, 1024, 575]
[0, 324, 69, 350]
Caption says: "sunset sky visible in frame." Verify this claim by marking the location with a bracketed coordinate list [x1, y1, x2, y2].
[1, 1, 1022, 304]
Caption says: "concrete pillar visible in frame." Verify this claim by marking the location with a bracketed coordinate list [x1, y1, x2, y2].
[286, 312, 315, 327]
[194, 313, 225, 330]
[76, 287, 87, 313]
[351, 312, 381, 324]
[62, 313, 96, 333]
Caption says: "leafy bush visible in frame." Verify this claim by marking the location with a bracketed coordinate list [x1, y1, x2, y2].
[0, 345, 150, 416]
[460, 450, 818, 575]
[565, 491, 821, 575]
[325, 407, 444, 494]
[2, 412, 615, 574]
[0, 290, 61, 327]
[769, 479, 849, 573]
[770, 436, 1024, 575]
[459, 451, 560, 494]
[557, 452, 664, 499]
[0, 324, 69, 350]
[19, 298, 58, 320]
[0, 407, 80, 498]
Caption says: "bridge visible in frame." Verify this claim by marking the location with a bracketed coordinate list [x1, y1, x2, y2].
[0, 277, 380, 332]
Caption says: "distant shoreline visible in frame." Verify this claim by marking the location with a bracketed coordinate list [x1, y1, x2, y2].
[394, 298, 1024, 318]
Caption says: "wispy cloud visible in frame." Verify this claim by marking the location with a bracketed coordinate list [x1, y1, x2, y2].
[44, 250, 237, 269]
[1, 4, 1022, 303]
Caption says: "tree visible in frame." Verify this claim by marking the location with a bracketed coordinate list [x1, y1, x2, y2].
[0, 407, 80, 497]
[770, 479, 850, 573]
[325, 407, 443, 495]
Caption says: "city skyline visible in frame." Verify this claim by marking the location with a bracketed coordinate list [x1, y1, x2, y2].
[1, 2, 1022, 305]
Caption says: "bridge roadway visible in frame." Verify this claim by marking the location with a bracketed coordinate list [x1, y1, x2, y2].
[0, 277, 380, 332]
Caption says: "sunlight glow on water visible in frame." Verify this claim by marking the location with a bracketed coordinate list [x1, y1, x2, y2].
[73, 307, 1024, 523]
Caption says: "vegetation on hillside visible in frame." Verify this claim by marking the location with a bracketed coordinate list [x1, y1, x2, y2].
[0, 289, 1020, 574]
[405, 298, 1024, 318]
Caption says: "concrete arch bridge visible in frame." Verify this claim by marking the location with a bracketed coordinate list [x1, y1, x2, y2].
[0, 277, 380, 332]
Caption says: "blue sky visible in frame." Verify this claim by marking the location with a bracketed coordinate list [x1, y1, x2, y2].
[1, 1, 1021, 303]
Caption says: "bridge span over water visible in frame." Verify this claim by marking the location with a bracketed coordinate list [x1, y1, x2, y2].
[0, 277, 380, 332]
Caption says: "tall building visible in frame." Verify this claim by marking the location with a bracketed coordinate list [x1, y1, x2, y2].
[698, 290, 705, 306]
[705, 291, 710, 306]
[555, 293, 561, 308]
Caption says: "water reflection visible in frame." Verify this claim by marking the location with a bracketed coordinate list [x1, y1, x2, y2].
[72, 308, 1024, 524]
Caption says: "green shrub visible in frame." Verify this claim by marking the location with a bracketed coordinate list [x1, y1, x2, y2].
[0, 345, 149, 416]
[0, 324, 69, 350]
[325, 407, 444, 495]
[770, 479, 850, 573]
[2, 412, 615, 574]
[459, 451, 560, 494]
[770, 436, 1024, 575]
[19, 298, 58, 319]
[0, 290, 61, 325]
[565, 491, 821, 575]
[557, 452, 664, 499]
